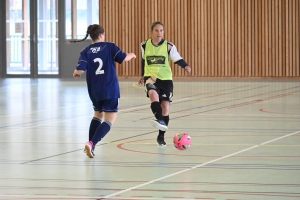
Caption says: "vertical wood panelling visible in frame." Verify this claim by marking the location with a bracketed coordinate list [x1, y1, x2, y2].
[207, 0, 211, 76]
[278, 0, 282, 76]
[288, 0, 292, 76]
[296, 0, 299, 76]
[248, 0, 252, 76]
[261, 0, 265, 76]
[100, 0, 300, 77]
[281, 0, 286, 76]
[292, 0, 296, 76]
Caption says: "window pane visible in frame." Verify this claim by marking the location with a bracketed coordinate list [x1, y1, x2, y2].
[37, 0, 58, 74]
[65, 0, 99, 40]
[6, 0, 31, 75]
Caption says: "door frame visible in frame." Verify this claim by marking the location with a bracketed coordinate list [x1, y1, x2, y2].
[0, 0, 63, 78]
[0, 1, 6, 78]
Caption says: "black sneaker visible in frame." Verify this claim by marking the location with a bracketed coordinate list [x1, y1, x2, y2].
[157, 135, 166, 146]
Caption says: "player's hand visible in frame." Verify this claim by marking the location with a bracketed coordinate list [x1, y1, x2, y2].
[185, 66, 191, 73]
[138, 76, 144, 85]
[146, 76, 156, 85]
[73, 69, 83, 78]
[73, 73, 81, 78]
[129, 53, 136, 59]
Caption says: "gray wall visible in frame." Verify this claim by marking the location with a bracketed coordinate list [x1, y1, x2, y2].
[60, 40, 91, 78]
[57, 0, 92, 78]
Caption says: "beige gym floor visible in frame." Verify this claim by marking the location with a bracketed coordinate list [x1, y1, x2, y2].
[0, 78, 299, 200]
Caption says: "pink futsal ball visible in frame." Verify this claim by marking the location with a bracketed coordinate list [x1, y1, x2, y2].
[173, 132, 192, 150]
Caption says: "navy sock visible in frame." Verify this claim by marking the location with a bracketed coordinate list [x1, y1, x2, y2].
[159, 115, 169, 137]
[89, 117, 102, 141]
[91, 121, 112, 146]
[151, 101, 163, 120]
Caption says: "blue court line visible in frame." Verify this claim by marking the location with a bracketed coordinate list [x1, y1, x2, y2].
[25, 125, 300, 133]
[0, 117, 64, 129]
[0, 104, 144, 129]
[6, 160, 300, 170]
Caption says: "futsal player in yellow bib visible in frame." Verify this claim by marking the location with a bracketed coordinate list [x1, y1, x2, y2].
[138, 21, 191, 146]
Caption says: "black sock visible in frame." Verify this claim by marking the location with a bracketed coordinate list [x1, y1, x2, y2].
[89, 117, 102, 141]
[151, 101, 163, 120]
[159, 115, 169, 137]
[91, 121, 112, 146]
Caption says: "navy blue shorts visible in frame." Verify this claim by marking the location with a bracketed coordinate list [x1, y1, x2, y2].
[93, 98, 119, 112]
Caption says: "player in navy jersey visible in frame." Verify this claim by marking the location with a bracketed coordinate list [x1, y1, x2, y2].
[138, 21, 191, 146]
[72, 24, 136, 158]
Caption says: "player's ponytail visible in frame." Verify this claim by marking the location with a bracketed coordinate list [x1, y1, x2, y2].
[69, 24, 105, 43]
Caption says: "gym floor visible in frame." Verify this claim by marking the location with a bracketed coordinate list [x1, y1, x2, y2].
[0, 78, 299, 200]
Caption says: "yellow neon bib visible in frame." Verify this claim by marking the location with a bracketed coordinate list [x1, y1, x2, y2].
[144, 39, 172, 80]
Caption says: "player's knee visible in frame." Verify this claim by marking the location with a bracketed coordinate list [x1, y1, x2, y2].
[148, 90, 159, 100]
[93, 111, 103, 119]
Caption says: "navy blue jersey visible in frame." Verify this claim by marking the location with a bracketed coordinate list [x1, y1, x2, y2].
[76, 42, 127, 101]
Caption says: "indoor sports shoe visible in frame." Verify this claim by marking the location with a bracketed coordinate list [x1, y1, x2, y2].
[83, 148, 95, 156]
[85, 141, 95, 158]
[157, 135, 166, 146]
[151, 120, 168, 131]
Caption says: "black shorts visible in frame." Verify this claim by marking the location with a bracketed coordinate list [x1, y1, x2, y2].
[144, 76, 174, 102]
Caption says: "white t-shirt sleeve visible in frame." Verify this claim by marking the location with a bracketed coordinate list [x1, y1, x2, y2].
[141, 41, 146, 59]
[168, 43, 183, 63]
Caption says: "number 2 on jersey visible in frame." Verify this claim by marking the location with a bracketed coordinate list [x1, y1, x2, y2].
[94, 58, 104, 75]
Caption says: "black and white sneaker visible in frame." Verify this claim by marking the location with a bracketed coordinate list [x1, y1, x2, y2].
[83, 148, 95, 156]
[157, 135, 166, 146]
[151, 120, 168, 131]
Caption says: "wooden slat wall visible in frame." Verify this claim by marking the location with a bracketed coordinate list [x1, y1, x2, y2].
[100, 0, 300, 77]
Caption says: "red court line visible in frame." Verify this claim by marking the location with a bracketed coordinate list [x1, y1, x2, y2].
[131, 196, 153, 198]
[227, 91, 300, 109]
[132, 189, 300, 198]
[260, 108, 300, 116]
[117, 138, 300, 158]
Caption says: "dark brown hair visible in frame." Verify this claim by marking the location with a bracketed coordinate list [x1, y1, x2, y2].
[70, 24, 105, 43]
[151, 21, 164, 31]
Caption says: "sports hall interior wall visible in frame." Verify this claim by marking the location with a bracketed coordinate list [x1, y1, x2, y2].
[100, 0, 300, 78]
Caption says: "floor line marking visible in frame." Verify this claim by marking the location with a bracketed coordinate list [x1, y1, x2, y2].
[0, 102, 91, 119]
[102, 130, 300, 199]
[0, 98, 190, 133]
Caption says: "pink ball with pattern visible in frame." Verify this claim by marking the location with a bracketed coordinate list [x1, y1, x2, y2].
[173, 132, 192, 150]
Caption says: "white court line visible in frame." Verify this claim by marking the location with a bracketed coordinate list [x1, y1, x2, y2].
[119, 98, 191, 112]
[0, 97, 191, 118]
[0, 98, 191, 134]
[0, 96, 191, 119]
[0, 114, 92, 134]
[103, 130, 300, 199]
[0, 102, 91, 118]
[0, 195, 191, 200]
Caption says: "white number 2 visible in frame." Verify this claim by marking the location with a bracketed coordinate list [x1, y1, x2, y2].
[94, 58, 104, 75]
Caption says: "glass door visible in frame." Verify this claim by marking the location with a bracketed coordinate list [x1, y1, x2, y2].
[5, 0, 58, 76]
[2, 0, 99, 78]
[37, 0, 58, 74]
